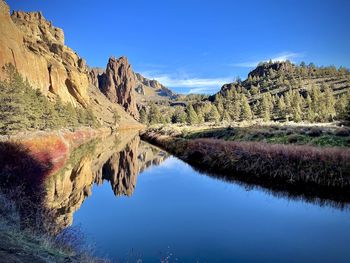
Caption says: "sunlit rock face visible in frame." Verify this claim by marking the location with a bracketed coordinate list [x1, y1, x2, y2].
[98, 57, 140, 120]
[41, 133, 168, 233]
[0, 0, 89, 107]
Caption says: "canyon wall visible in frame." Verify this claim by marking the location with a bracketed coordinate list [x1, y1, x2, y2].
[0, 1, 89, 107]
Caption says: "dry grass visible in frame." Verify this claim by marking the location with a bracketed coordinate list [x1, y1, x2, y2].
[0, 142, 108, 262]
[142, 132, 350, 190]
[147, 123, 350, 147]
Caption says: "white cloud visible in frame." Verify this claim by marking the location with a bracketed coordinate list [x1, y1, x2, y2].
[188, 87, 218, 94]
[231, 52, 303, 68]
[140, 72, 232, 89]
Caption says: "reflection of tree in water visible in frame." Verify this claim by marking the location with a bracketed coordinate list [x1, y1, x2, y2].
[190, 163, 350, 211]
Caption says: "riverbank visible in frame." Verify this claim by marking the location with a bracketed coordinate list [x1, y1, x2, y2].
[0, 190, 106, 263]
[0, 127, 143, 263]
[141, 126, 350, 200]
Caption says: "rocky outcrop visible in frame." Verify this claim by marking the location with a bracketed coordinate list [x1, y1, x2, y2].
[248, 61, 295, 79]
[0, 1, 90, 107]
[99, 57, 139, 119]
[88, 67, 104, 88]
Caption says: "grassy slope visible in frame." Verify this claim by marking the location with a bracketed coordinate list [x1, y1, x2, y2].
[147, 123, 350, 147]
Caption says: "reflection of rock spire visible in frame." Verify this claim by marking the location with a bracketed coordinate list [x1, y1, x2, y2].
[42, 132, 140, 233]
[41, 132, 169, 234]
[101, 136, 139, 197]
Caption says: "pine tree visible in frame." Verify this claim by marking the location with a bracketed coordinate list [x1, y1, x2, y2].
[240, 94, 252, 120]
[305, 95, 315, 122]
[221, 111, 231, 123]
[186, 104, 198, 125]
[148, 103, 161, 124]
[139, 108, 148, 124]
[335, 94, 350, 120]
[260, 94, 271, 121]
[207, 105, 221, 124]
[197, 112, 205, 124]
[346, 100, 350, 121]
[309, 84, 321, 121]
[277, 95, 286, 119]
[323, 85, 336, 121]
[290, 90, 303, 122]
[172, 107, 187, 124]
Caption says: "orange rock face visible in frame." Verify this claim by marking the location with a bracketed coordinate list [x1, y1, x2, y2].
[0, 0, 89, 107]
[99, 57, 140, 120]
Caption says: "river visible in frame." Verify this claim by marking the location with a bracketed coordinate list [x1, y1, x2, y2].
[4, 132, 349, 262]
[63, 135, 350, 262]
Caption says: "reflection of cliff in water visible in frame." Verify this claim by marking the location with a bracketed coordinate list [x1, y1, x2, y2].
[42, 132, 168, 232]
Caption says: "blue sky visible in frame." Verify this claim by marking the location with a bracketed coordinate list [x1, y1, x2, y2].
[7, 0, 350, 94]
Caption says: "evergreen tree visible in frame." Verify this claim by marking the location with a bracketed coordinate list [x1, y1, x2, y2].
[305, 95, 316, 122]
[277, 95, 286, 119]
[172, 107, 187, 124]
[335, 94, 350, 120]
[207, 105, 221, 124]
[221, 111, 231, 123]
[260, 94, 271, 121]
[197, 112, 205, 124]
[148, 103, 161, 124]
[322, 85, 336, 121]
[346, 100, 350, 121]
[240, 94, 252, 120]
[290, 90, 303, 122]
[139, 108, 148, 124]
[186, 104, 198, 125]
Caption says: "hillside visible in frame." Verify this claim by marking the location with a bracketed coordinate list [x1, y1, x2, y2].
[138, 61, 350, 126]
[217, 61, 350, 102]
[210, 60, 350, 123]
[0, 0, 140, 131]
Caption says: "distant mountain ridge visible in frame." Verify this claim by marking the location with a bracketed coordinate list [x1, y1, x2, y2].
[134, 72, 176, 99]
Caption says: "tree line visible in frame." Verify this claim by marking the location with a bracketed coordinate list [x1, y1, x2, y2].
[0, 64, 98, 135]
[140, 83, 350, 126]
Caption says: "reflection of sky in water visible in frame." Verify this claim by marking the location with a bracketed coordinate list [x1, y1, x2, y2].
[73, 156, 350, 263]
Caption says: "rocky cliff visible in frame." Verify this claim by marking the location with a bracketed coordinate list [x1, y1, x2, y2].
[98, 57, 140, 120]
[88, 61, 176, 117]
[0, 1, 89, 107]
[0, 0, 144, 129]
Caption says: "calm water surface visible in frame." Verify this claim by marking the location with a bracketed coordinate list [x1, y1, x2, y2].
[72, 142, 350, 263]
